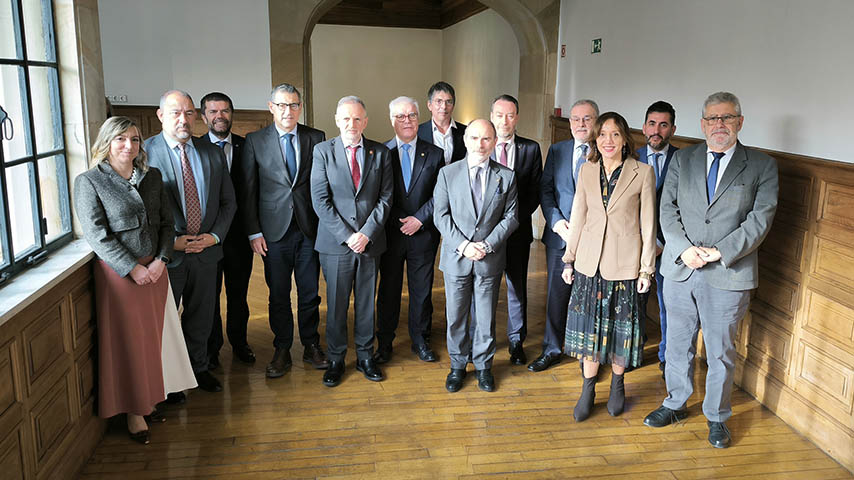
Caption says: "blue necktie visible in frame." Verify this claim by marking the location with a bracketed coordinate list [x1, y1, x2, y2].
[574, 144, 588, 183]
[215, 140, 227, 149]
[653, 152, 662, 183]
[707, 151, 725, 203]
[283, 133, 297, 180]
[400, 143, 412, 192]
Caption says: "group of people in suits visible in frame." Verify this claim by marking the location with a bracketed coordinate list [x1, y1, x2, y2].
[75, 80, 777, 450]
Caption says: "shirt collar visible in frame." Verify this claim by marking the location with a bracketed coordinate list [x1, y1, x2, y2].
[396, 136, 417, 152]
[345, 136, 365, 150]
[431, 118, 457, 133]
[648, 143, 670, 155]
[707, 142, 737, 158]
[466, 155, 489, 169]
[164, 134, 194, 152]
[275, 123, 298, 138]
[208, 131, 232, 145]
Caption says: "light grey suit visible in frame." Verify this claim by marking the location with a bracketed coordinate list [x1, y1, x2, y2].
[433, 158, 519, 370]
[659, 141, 778, 422]
[146, 133, 237, 372]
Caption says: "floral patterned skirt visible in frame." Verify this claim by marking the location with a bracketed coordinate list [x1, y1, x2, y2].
[563, 270, 644, 368]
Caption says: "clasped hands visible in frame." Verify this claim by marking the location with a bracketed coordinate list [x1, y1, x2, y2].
[347, 232, 370, 254]
[129, 257, 166, 286]
[463, 242, 489, 261]
[175, 233, 217, 254]
[561, 265, 651, 293]
[680, 245, 721, 270]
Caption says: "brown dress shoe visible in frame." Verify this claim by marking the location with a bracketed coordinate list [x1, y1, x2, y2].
[303, 343, 329, 370]
[266, 348, 292, 378]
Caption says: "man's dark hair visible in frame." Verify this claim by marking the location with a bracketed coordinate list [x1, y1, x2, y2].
[645, 100, 676, 124]
[492, 94, 519, 114]
[427, 81, 456, 103]
[200, 92, 234, 112]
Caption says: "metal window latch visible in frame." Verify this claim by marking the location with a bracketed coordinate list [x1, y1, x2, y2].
[26, 251, 48, 266]
[0, 271, 9, 286]
[0, 105, 13, 140]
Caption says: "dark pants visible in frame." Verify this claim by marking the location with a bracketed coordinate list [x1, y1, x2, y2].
[639, 255, 667, 362]
[168, 255, 218, 373]
[319, 251, 378, 362]
[208, 233, 253, 356]
[541, 246, 572, 356]
[504, 242, 531, 343]
[376, 241, 437, 349]
[263, 223, 321, 351]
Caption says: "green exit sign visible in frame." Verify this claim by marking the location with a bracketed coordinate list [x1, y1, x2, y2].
[591, 38, 602, 54]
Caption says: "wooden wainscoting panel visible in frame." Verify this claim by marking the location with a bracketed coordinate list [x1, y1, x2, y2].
[810, 236, 854, 297]
[817, 180, 854, 231]
[776, 172, 813, 225]
[111, 106, 273, 139]
[70, 279, 94, 351]
[745, 310, 792, 382]
[802, 290, 854, 350]
[29, 372, 73, 472]
[752, 268, 799, 330]
[75, 344, 97, 415]
[793, 336, 854, 426]
[21, 300, 67, 397]
[0, 339, 20, 419]
[0, 425, 26, 480]
[760, 222, 808, 274]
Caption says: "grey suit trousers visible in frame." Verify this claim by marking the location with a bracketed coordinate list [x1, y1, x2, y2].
[445, 272, 501, 370]
[319, 252, 378, 361]
[661, 271, 749, 422]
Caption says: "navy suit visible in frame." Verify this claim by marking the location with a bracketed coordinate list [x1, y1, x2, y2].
[417, 120, 467, 164]
[538, 139, 586, 356]
[376, 138, 444, 350]
[637, 144, 678, 363]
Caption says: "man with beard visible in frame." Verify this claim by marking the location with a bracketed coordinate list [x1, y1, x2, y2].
[418, 81, 467, 166]
[636, 100, 679, 377]
[146, 89, 237, 394]
[644, 92, 778, 449]
[433, 119, 519, 393]
[488, 94, 542, 366]
[239, 84, 329, 379]
[195, 92, 256, 369]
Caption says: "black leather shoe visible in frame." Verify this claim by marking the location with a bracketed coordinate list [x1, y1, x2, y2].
[194, 370, 222, 392]
[445, 368, 466, 392]
[303, 343, 329, 370]
[356, 358, 384, 382]
[233, 344, 256, 364]
[643, 406, 689, 427]
[266, 348, 292, 378]
[411, 343, 437, 362]
[528, 353, 561, 372]
[475, 369, 495, 392]
[162, 392, 185, 405]
[373, 345, 392, 364]
[323, 360, 344, 387]
[509, 342, 527, 365]
[208, 354, 220, 370]
[708, 421, 731, 448]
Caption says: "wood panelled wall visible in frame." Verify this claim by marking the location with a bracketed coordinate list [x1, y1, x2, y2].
[0, 264, 103, 479]
[552, 116, 854, 472]
[111, 106, 273, 140]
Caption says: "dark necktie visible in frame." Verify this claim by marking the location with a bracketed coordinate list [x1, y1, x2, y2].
[349, 145, 361, 189]
[499, 142, 509, 166]
[574, 144, 588, 182]
[284, 133, 297, 180]
[216, 140, 226, 149]
[178, 143, 201, 235]
[708, 151, 725, 203]
[471, 165, 483, 216]
[653, 152, 663, 181]
[400, 143, 412, 191]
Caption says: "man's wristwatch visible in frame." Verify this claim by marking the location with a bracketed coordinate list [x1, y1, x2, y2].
[157, 255, 171, 265]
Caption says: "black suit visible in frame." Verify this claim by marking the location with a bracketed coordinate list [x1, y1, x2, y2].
[238, 123, 325, 351]
[376, 138, 444, 350]
[417, 120, 467, 164]
[196, 133, 254, 359]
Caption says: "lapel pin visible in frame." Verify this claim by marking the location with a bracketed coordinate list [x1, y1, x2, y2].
[369, 150, 374, 155]
[420, 153, 425, 157]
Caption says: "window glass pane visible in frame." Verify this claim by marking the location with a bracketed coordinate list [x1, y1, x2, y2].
[29, 66, 62, 154]
[22, 0, 55, 62]
[0, 185, 7, 269]
[38, 154, 69, 243]
[0, 0, 23, 60]
[6, 162, 38, 258]
[0, 65, 33, 161]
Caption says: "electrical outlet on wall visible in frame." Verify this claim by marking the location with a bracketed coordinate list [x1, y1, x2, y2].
[107, 94, 128, 103]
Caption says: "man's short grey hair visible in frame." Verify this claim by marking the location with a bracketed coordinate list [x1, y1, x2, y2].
[388, 96, 419, 119]
[270, 83, 301, 103]
[571, 99, 599, 116]
[337, 95, 366, 111]
[159, 89, 193, 110]
[703, 91, 742, 116]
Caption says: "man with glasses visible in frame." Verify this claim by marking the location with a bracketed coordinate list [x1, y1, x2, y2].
[644, 92, 778, 449]
[374, 96, 445, 365]
[418, 81, 467, 166]
[238, 83, 329, 379]
[529, 99, 598, 373]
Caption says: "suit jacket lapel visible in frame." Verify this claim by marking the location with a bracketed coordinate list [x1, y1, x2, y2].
[156, 135, 183, 211]
[197, 142, 213, 215]
[710, 142, 747, 206]
[408, 143, 427, 194]
[692, 145, 712, 207]
[358, 141, 374, 196]
[295, 126, 312, 186]
[264, 125, 293, 186]
[478, 163, 500, 222]
[607, 158, 638, 213]
[334, 138, 357, 195]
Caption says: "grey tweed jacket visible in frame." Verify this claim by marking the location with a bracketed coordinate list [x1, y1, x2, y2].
[73, 162, 174, 277]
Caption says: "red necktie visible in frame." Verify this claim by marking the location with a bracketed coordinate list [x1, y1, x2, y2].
[178, 143, 201, 235]
[499, 142, 509, 166]
[349, 145, 361, 189]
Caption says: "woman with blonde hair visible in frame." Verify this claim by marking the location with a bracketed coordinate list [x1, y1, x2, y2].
[74, 116, 195, 444]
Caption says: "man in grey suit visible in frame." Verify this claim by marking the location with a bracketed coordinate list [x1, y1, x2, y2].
[239, 84, 329, 379]
[146, 89, 237, 393]
[644, 92, 778, 449]
[310, 96, 393, 387]
[434, 119, 519, 393]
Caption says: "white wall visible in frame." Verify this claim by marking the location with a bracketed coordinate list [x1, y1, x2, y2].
[556, 0, 854, 163]
[442, 10, 520, 124]
[310, 24, 442, 142]
[98, 0, 271, 109]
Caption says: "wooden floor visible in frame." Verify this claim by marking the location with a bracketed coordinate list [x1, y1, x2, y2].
[80, 244, 853, 479]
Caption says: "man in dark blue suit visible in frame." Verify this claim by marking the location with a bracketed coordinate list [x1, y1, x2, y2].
[374, 96, 445, 364]
[528, 99, 599, 372]
[417, 81, 467, 166]
[636, 101, 679, 377]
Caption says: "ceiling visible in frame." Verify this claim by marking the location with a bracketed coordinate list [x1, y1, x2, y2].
[317, 0, 488, 30]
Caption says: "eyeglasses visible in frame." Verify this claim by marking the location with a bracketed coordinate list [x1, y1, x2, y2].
[393, 113, 418, 122]
[431, 99, 454, 107]
[703, 114, 740, 125]
[272, 102, 301, 110]
[570, 115, 593, 124]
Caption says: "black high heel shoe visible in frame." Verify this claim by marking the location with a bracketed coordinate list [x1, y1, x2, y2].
[144, 408, 166, 423]
[129, 429, 150, 445]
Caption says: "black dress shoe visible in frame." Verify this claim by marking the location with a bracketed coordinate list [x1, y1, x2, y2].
[528, 353, 561, 372]
[162, 392, 186, 405]
[411, 343, 437, 362]
[208, 354, 220, 370]
[266, 348, 292, 378]
[509, 342, 527, 365]
[475, 369, 495, 392]
[303, 343, 329, 369]
[356, 358, 384, 382]
[708, 421, 731, 448]
[445, 368, 466, 392]
[373, 345, 392, 364]
[643, 406, 689, 427]
[233, 344, 256, 364]
[323, 360, 344, 387]
[194, 370, 222, 392]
